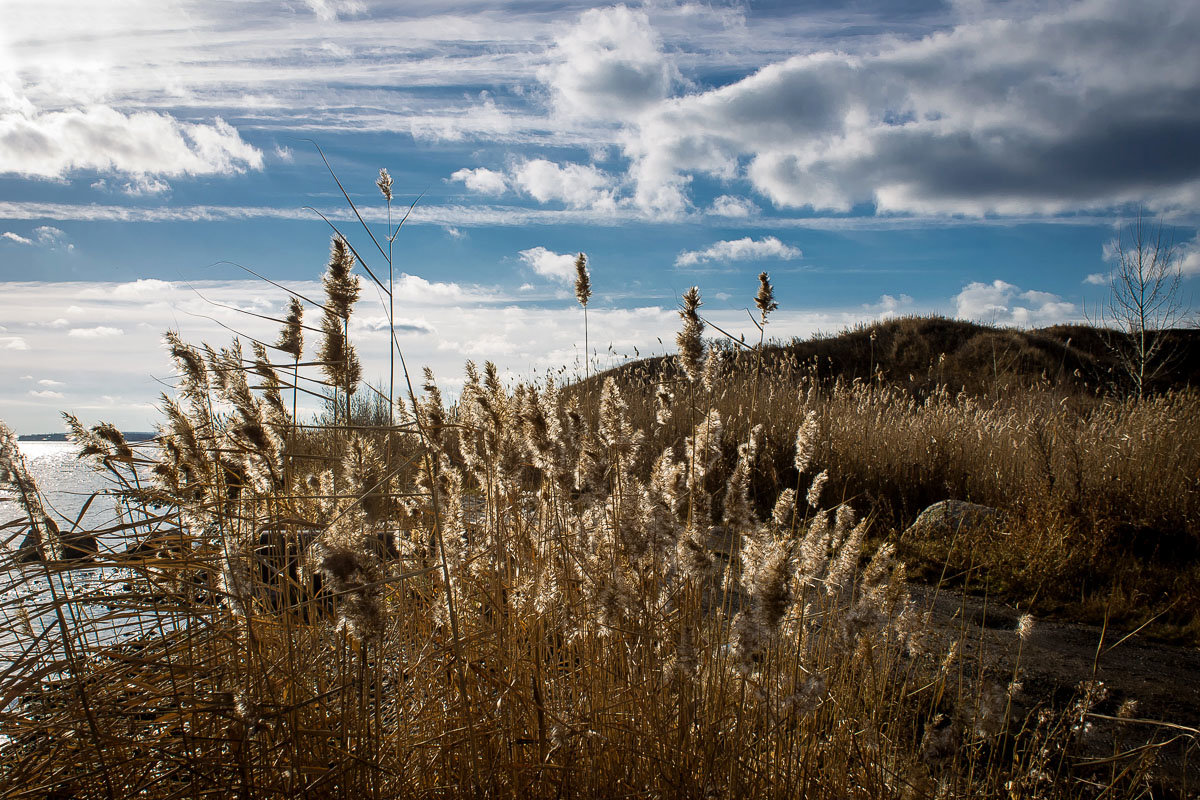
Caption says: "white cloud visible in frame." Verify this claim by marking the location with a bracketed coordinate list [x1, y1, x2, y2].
[273, 144, 294, 162]
[37, 379, 64, 387]
[0, 102, 263, 180]
[954, 281, 1077, 326]
[68, 326, 124, 338]
[512, 159, 617, 210]
[2, 337, 29, 350]
[1178, 234, 1200, 276]
[409, 95, 516, 142]
[2, 231, 31, 244]
[450, 167, 508, 196]
[709, 195, 759, 218]
[540, 4, 678, 120]
[1084, 272, 1110, 286]
[864, 293, 916, 318]
[392, 273, 472, 304]
[32, 225, 73, 251]
[620, 0, 1200, 217]
[675, 236, 801, 267]
[301, 0, 365, 22]
[518, 246, 578, 282]
[29, 389, 64, 399]
[79, 278, 174, 301]
[120, 176, 171, 196]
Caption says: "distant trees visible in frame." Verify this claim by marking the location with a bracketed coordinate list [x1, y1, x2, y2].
[1098, 214, 1188, 398]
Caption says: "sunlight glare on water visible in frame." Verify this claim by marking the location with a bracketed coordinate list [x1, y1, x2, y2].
[2, 440, 123, 532]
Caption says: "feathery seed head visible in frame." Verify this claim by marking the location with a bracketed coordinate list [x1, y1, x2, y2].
[676, 286, 705, 383]
[1016, 613, 1035, 642]
[654, 380, 673, 426]
[323, 236, 360, 321]
[93, 421, 133, 460]
[701, 347, 720, 394]
[794, 411, 819, 474]
[276, 297, 303, 360]
[806, 469, 828, 508]
[772, 488, 797, 529]
[574, 252, 591, 307]
[755, 271, 778, 325]
[376, 167, 393, 202]
[62, 413, 107, 459]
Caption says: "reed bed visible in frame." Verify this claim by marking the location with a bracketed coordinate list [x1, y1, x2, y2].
[1, 175, 1195, 797]
[588, 346, 1200, 636]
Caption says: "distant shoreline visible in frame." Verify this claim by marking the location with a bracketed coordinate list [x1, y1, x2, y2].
[17, 432, 157, 442]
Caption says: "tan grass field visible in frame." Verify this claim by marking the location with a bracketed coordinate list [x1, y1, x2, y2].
[1, 182, 1197, 798]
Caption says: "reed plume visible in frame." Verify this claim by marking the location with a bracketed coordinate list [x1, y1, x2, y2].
[276, 296, 303, 360]
[319, 235, 362, 422]
[676, 286, 705, 384]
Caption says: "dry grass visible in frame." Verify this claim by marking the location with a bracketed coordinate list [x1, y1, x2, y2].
[1, 177, 1196, 797]
[588, 345, 1200, 640]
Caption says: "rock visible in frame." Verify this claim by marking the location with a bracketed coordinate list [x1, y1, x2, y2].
[14, 521, 97, 564]
[904, 499, 1005, 541]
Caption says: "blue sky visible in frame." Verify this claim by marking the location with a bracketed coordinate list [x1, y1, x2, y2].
[1, 0, 1198, 432]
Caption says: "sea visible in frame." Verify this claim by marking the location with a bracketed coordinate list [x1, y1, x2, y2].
[1, 441, 180, 700]
[2, 440, 118, 532]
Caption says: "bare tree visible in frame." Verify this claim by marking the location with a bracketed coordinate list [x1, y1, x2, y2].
[1099, 213, 1186, 398]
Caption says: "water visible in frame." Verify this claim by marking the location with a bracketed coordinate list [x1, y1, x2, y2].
[1, 440, 120, 533]
[1, 441, 182, 714]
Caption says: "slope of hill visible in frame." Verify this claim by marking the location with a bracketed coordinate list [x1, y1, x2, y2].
[598, 316, 1200, 397]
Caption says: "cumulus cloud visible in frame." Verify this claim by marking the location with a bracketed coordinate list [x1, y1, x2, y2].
[450, 167, 508, 196]
[865, 293, 916, 318]
[620, 0, 1200, 217]
[2, 231, 31, 244]
[0, 101, 264, 180]
[709, 195, 760, 218]
[2, 337, 29, 350]
[954, 281, 1077, 327]
[518, 246, 578, 282]
[392, 273, 471, 304]
[29, 389, 64, 399]
[540, 4, 677, 119]
[512, 159, 617, 210]
[675, 236, 801, 267]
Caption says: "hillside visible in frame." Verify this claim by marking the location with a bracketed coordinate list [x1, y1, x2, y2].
[596, 317, 1200, 398]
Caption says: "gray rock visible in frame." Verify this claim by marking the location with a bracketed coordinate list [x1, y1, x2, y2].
[904, 499, 1005, 541]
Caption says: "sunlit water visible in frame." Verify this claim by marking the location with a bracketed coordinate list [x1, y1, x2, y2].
[2, 440, 121, 532]
[1, 442, 183, 720]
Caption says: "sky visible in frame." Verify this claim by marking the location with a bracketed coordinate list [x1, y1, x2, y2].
[1, 0, 1199, 433]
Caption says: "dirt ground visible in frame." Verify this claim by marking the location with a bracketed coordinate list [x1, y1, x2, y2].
[912, 583, 1200, 793]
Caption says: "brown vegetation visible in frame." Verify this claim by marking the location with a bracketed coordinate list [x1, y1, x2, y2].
[1, 178, 1196, 796]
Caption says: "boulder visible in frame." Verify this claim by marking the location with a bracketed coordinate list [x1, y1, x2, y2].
[15, 520, 97, 564]
[904, 500, 1005, 541]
